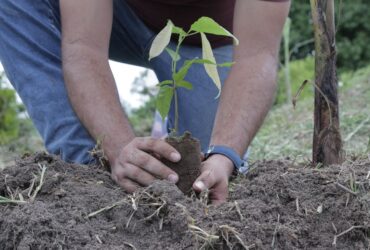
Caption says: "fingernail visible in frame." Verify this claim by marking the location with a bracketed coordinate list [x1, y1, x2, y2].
[170, 152, 181, 162]
[194, 181, 206, 191]
[167, 174, 179, 183]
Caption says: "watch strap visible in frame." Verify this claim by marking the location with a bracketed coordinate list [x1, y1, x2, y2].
[204, 145, 249, 174]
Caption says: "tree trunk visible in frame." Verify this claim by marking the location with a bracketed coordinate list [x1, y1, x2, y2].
[310, 0, 343, 165]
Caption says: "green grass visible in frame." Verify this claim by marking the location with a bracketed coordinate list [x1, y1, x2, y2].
[250, 64, 370, 163]
[0, 119, 43, 169]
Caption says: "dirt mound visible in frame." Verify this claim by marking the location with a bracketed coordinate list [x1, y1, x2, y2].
[0, 153, 369, 249]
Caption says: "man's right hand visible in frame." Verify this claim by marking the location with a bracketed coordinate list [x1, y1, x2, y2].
[110, 137, 181, 193]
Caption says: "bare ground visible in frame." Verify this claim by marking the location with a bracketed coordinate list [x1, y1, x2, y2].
[0, 153, 369, 249]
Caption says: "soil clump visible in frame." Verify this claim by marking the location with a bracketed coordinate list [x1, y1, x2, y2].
[0, 152, 369, 249]
[162, 132, 201, 195]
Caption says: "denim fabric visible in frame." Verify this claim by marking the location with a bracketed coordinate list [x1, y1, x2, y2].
[0, 0, 233, 164]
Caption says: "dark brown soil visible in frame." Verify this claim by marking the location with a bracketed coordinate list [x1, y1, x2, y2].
[162, 132, 201, 195]
[0, 152, 369, 249]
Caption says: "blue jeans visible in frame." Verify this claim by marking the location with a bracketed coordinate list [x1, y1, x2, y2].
[0, 0, 233, 164]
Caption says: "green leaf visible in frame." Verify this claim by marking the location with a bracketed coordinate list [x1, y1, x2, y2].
[156, 86, 174, 119]
[176, 80, 193, 90]
[156, 80, 173, 87]
[190, 17, 239, 45]
[165, 48, 180, 62]
[173, 59, 195, 83]
[172, 26, 187, 37]
[173, 59, 213, 83]
[172, 57, 232, 84]
[201, 32, 221, 97]
[149, 20, 174, 60]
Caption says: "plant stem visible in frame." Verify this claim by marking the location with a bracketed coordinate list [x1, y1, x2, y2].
[172, 35, 186, 134]
[174, 87, 179, 134]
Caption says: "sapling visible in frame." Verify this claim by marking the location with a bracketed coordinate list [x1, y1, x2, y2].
[148, 17, 238, 194]
[149, 16, 238, 135]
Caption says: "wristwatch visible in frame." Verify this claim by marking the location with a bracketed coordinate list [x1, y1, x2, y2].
[204, 145, 249, 174]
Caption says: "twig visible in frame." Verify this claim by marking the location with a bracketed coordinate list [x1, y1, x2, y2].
[86, 199, 127, 219]
[159, 217, 164, 230]
[345, 116, 370, 142]
[293, 80, 333, 126]
[234, 201, 244, 221]
[188, 224, 219, 242]
[123, 241, 137, 250]
[27, 176, 36, 198]
[332, 223, 337, 233]
[126, 210, 136, 228]
[219, 225, 249, 250]
[175, 202, 195, 224]
[130, 195, 138, 211]
[30, 164, 47, 202]
[335, 182, 358, 196]
[141, 199, 167, 221]
[289, 38, 314, 58]
[95, 235, 103, 244]
[0, 196, 27, 204]
[332, 225, 366, 246]
[271, 214, 280, 248]
[296, 198, 300, 213]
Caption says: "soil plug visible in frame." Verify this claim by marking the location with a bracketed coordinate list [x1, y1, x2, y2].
[161, 132, 201, 194]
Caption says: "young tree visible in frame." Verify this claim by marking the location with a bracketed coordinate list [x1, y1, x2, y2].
[310, 0, 343, 165]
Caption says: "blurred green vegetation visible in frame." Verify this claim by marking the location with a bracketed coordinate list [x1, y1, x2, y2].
[128, 70, 156, 136]
[0, 73, 22, 144]
[251, 64, 370, 163]
[287, 0, 370, 71]
[276, 56, 314, 105]
[0, 72, 44, 168]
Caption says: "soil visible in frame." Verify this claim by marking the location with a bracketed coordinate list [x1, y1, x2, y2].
[0, 152, 369, 250]
[162, 132, 201, 195]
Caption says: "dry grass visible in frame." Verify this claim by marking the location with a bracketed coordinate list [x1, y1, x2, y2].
[250, 65, 370, 163]
[0, 164, 47, 204]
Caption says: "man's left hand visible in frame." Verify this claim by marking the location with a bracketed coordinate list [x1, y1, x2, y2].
[192, 154, 234, 205]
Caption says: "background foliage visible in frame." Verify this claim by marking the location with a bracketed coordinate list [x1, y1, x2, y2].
[128, 70, 156, 136]
[0, 73, 21, 144]
[287, 0, 370, 71]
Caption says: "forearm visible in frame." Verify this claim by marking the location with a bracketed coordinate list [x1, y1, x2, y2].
[62, 45, 135, 161]
[211, 52, 278, 156]
[210, 0, 289, 157]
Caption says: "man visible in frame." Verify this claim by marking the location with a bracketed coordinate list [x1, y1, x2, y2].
[0, 0, 290, 204]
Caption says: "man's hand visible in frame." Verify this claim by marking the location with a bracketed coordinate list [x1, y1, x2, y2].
[193, 154, 234, 205]
[111, 137, 181, 192]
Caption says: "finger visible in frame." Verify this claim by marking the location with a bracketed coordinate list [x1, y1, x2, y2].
[193, 167, 217, 192]
[211, 195, 228, 206]
[111, 171, 140, 193]
[123, 163, 156, 186]
[134, 137, 181, 162]
[209, 182, 229, 205]
[128, 149, 179, 183]
[120, 179, 141, 193]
